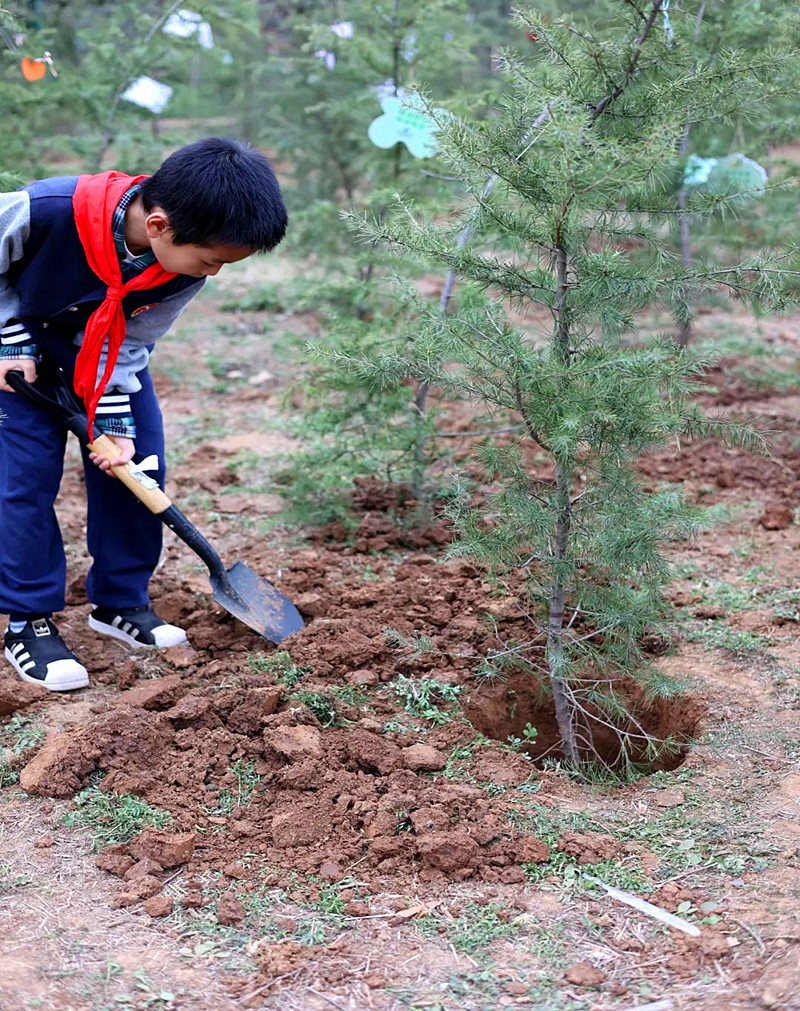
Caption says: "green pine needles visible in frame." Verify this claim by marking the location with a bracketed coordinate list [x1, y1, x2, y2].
[317, 2, 798, 770]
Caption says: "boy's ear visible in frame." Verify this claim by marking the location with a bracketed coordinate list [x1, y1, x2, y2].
[143, 207, 172, 239]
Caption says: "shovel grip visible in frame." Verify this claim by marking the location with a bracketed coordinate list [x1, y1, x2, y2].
[89, 433, 173, 514]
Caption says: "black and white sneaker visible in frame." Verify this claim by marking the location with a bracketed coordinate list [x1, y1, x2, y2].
[4, 618, 90, 692]
[88, 606, 188, 649]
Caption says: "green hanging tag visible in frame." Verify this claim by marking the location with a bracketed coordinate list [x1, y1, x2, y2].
[367, 96, 446, 159]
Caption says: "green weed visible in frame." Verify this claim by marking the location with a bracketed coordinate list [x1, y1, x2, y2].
[418, 902, 518, 954]
[63, 784, 172, 851]
[506, 723, 539, 751]
[288, 690, 339, 727]
[205, 760, 262, 816]
[685, 621, 773, 655]
[391, 674, 463, 726]
[247, 650, 310, 688]
[331, 685, 369, 708]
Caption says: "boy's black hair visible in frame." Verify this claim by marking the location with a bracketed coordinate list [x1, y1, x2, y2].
[139, 137, 287, 251]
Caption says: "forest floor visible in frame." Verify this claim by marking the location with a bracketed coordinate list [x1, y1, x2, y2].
[1, 253, 800, 1011]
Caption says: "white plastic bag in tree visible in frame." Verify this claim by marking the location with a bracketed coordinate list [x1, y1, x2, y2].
[163, 9, 201, 38]
[121, 76, 173, 114]
[197, 22, 213, 49]
[164, 9, 213, 49]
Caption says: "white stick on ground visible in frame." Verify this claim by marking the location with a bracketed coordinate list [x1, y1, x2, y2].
[624, 1000, 675, 1011]
[582, 874, 701, 937]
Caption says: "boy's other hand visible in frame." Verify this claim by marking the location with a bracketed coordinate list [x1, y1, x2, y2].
[89, 436, 136, 476]
[0, 358, 37, 392]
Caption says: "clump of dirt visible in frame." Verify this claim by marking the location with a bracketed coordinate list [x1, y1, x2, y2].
[0, 680, 47, 718]
[463, 671, 705, 772]
[23, 686, 551, 890]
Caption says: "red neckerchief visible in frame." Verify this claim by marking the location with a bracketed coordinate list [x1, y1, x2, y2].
[72, 171, 177, 439]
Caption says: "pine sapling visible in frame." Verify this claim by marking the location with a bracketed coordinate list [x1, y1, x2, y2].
[326, 2, 795, 771]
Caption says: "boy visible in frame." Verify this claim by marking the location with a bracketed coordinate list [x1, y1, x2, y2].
[0, 137, 287, 691]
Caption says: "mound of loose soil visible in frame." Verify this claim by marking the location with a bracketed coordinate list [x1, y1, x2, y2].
[15, 508, 703, 907]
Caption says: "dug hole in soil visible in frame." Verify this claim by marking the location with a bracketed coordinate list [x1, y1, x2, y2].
[9, 477, 703, 904]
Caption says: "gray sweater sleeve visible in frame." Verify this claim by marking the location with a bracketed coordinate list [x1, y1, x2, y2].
[0, 190, 30, 322]
[73, 279, 206, 393]
[0, 191, 32, 353]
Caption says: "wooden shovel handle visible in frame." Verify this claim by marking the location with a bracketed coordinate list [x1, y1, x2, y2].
[89, 433, 173, 514]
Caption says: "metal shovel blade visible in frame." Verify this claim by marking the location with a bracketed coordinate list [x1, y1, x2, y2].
[212, 560, 305, 642]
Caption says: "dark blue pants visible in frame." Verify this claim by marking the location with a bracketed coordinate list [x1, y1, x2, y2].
[0, 337, 165, 616]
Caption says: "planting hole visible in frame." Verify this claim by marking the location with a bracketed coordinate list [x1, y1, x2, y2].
[463, 673, 705, 775]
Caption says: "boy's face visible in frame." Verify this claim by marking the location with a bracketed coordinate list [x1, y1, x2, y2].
[144, 208, 254, 278]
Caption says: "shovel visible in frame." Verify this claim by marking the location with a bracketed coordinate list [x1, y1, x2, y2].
[6, 368, 305, 643]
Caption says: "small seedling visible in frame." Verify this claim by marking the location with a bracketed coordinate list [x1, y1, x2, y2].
[506, 723, 538, 751]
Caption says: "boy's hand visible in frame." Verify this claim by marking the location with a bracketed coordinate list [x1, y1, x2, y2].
[0, 358, 37, 392]
[89, 436, 136, 476]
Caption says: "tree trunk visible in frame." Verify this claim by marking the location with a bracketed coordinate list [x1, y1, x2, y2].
[675, 175, 692, 347]
[546, 243, 580, 763]
[674, 0, 706, 348]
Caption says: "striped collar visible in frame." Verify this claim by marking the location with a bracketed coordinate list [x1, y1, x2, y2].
[112, 183, 157, 281]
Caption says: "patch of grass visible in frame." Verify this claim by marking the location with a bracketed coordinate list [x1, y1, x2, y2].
[696, 500, 759, 527]
[690, 580, 762, 613]
[689, 579, 800, 618]
[695, 329, 792, 360]
[391, 674, 463, 726]
[611, 771, 777, 879]
[63, 783, 172, 851]
[417, 902, 518, 955]
[729, 537, 760, 561]
[729, 361, 800, 394]
[0, 714, 46, 753]
[221, 283, 286, 313]
[312, 874, 364, 914]
[507, 806, 651, 891]
[440, 733, 516, 785]
[0, 715, 47, 787]
[685, 621, 774, 655]
[528, 921, 569, 974]
[247, 650, 310, 688]
[0, 862, 36, 891]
